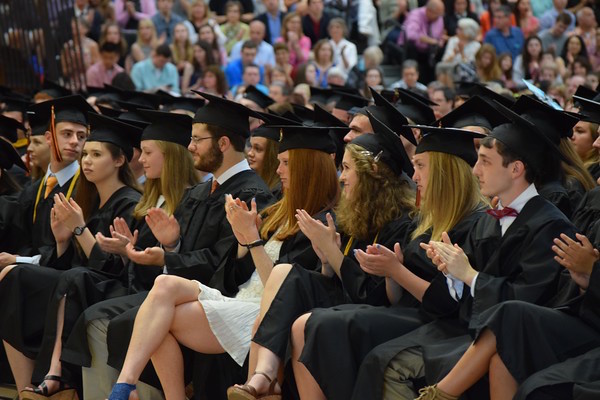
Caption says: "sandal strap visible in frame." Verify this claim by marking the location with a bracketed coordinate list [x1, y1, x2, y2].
[253, 371, 273, 384]
[44, 375, 68, 391]
[253, 371, 278, 396]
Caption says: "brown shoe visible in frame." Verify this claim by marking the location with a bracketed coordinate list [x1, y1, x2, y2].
[414, 385, 458, 400]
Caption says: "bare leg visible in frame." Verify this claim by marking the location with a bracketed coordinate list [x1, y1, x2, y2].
[0, 264, 16, 282]
[116, 275, 200, 385]
[237, 264, 293, 393]
[291, 313, 326, 400]
[3, 340, 34, 396]
[151, 301, 225, 400]
[246, 317, 261, 381]
[489, 354, 518, 400]
[437, 329, 498, 397]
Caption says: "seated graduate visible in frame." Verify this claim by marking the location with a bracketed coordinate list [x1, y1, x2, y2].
[227, 111, 416, 399]
[0, 95, 94, 269]
[26, 109, 52, 183]
[289, 120, 495, 400]
[414, 229, 600, 400]
[511, 95, 595, 219]
[0, 113, 144, 398]
[571, 85, 600, 181]
[0, 93, 32, 187]
[0, 116, 27, 196]
[246, 114, 285, 198]
[74, 94, 274, 400]
[350, 102, 579, 400]
[106, 123, 341, 400]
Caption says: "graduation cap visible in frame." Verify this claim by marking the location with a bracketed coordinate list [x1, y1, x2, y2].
[333, 91, 369, 111]
[137, 109, 192, 148]
[312, 103, 349, 166]
[242, 85, 275, 110]
[572, 96, 600, 124]
[191, 91, 263, 138]
[410, 125, 485, 167]
[87, 113, 143, 161]
[511, 95, 579, 144]
[158, 92, 206, 114]
[454, 82, 515, 108]
[121, 90, 162, 110]
[351, 110, 413, 176]
[1, 94, 31, 114]
[489, 101, 566, 173]
[370, 88, 417, 146]
[27, 95, 96, 162]
[251, 111, 302, 141]
[0, 137, 27, 171]
[394, 89, 435, 125]
[574, 85, 599, 101]
[329, 84, 360, 95]
[97, 105, 124, 118]
[291, 103, 316, 122]
[39, 80, 72, 99]
[310, 87, 337, 105]
[0, 114, 26, 143]
[87, 85, 124, 107]
[436, 96, 509, 132]
[398, 88, 438, 106]
[26, 108, 49, 137]
[272, 124, 342, 153]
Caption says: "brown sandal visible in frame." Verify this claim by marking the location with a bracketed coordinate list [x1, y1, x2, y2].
[226, 371, 281, 400]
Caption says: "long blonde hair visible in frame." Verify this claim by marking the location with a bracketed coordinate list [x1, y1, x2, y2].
[336, 144, 415, 240]
[579, 121, 600, 171]
[260, 149, 339, 241]
[136, 18, 158, 48]
[259, 138, 281, 190]
[133, 141, 198, 219]
[412, 151, 487, 241]
[559, 138, 596, 191]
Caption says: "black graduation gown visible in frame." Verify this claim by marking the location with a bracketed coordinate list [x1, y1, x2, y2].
[351, 196, 577, 400]
[252, 214, 414, 365]
[571, 185, 600, 237]
[0, 186, 140, 364]
[587, 162, 600, 181]
[298, 209, 486, 400]
[11, 172, 80, 265]
[0, 194, 21, 253]
[538, 180, 573, 219]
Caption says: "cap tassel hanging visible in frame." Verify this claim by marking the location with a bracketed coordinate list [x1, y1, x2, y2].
[50, 105, 63, 163]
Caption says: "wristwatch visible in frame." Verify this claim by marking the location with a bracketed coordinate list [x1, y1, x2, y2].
[73, 225, 87, 236]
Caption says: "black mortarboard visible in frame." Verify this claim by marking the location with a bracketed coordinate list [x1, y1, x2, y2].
[157, 91, 206, 114]
[352, 110, 413, 176]
[572, 96, 600, 124]
[87, 113, 143, 161]
[489, 101, 565, 173]
[411, 125, 485, 167]
[310, 87, 337, 105]
[242, 85, 275, 110]
[330, 84, 361, 95]
[29, 95, 96, 127]
[574, 85, 598, 101]
[0, 137, 27, 171]
[333, 91, 369, 111]
[113, 101, 153, 130]
[1, 94, 31, 114]
[454, 82, 515, 108]
[272, 125, 341, 153]
[97, 105, 124, 118]
[437, 96, 509, 131]
[370, 88, 417, 146]
[313, 103, 349, 165]
[26, 108, 49, 136]
[291, 103, 316, 122]
[87, 85, 124, 107]
[252, 111, 302, 141]
[398, 88, 438, 106]
[0, 114, 26, 143]
[121, 90, 162, 110]
[39, 80, 72, 99]
[394, 89, 435, 125]
[137, 109, 192, 148]
[511, 95, 579, 144]
[191, 91, 263, 138]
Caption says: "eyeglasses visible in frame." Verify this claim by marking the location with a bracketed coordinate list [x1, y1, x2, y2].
[190, 136, 213, 144]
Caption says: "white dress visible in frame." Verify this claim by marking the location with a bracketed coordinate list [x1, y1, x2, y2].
[193, 236, 283, 366]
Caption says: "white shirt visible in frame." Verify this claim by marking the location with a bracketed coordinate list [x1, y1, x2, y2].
[15, 161, 80, 265]
[330, 38, 358, 73]
[447, 183, 539, 300]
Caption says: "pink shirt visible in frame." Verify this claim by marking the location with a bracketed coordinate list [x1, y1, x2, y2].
[114, 0, 157, 28]
[86, 62, 125, 87]
[276, 36, 311, 67]
[399, 7, 444, 52]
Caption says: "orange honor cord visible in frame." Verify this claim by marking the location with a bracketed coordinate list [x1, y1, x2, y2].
[50, 105, 63, 163]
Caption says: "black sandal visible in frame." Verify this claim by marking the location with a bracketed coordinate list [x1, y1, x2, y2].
[20, 375, 78, 400]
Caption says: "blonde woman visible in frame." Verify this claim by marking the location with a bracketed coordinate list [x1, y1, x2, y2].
[130, 18, 158, 64]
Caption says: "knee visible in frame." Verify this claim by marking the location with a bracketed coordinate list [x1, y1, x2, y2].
[148, 275, 179, 301]
[0, 264, 17, 281]
[265, 263, 293, 290]
[291, 313, 311, 347]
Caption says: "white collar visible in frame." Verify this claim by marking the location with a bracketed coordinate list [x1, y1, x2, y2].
[216, 159, 251, 185]
[501, 183, 538, 213]
[45, 161, 79, 187]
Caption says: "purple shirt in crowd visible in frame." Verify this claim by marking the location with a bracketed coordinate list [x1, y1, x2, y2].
[399, 6, 444, 52]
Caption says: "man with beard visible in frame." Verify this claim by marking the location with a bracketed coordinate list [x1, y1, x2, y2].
[63, 94, 275, 400]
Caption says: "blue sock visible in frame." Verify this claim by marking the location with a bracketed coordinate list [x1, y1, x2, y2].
[108, 383, 137, 400]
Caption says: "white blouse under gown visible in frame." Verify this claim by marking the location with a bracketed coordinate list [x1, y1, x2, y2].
[193, 236, 283, 366]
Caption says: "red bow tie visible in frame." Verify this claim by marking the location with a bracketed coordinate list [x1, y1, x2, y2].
[486, 206, 519, 220]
